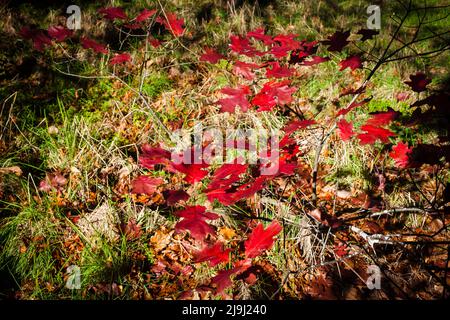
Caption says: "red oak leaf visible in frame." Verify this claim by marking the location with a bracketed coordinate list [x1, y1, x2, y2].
[322, 30, 350, 52]
[135, 9, 157, 23]
[211, 269, 236, 293]
[283, 119, 317, 135]
[357, 125, 396, 144]
[47, 25, 73, 42]
[122, 218, 142, 240]
[110, 52, 131, 65]
[98, 7, 128, 20]
[232, 61, 260, 80]
[289, 40, 319, 64]
[365, 109, 399, 126]
[270, 45, 291, 58]
[194, 242, 231, 267]
[334, 242, 349, 257]
[252, 80, 297, 111]
[233, 176, 266, 201]
[273, 33, 301, 51]
[404, 72, 431, 92]
[164, 189, 189, 206]
[337, 119, 354, 141]
[265, 61, 294, 78]
[175, 218, 215, 241]
[148, 37, 162, 48]
[336, 97, 371, 116]
[171, 162, 209, 183]
[175, 206, 219, 220]
[389, 142, 413, 168]
[131, 176, 163, 194]
[244, 220, 282, 258]
[207, 163, 248, 190]
[229, 35, 262, 57]
[174, 206, 219, 240]
[80, 37, 108, 54]
[38, 172, 67, 192]
[156, 13, 185, 36]
[247, 28, 273, 45]
[20, 27, 52, 52]
[260, 154, 297, 177]
[218, 85, 251, 113]
[357, 28, 379, 41]
[206, 188, 237, 206]
[339, 55, 362, 71]
[200, 47, 225, 64]
[395, 92, 410, 101]
[300, 55, 330, 66]
[139, 144, 171, 169]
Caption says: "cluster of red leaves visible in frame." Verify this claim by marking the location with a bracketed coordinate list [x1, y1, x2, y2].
[200, 28, 371, 114]
[129, 139, 290, 294]
[19, 6, 184, 67]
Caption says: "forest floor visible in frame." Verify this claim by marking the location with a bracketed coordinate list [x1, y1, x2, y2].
[0, 0, 449, 300]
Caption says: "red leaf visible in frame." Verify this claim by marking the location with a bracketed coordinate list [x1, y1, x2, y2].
[233, 176, 266, 201]
[336, 97, 371, 116]
[218, 85, 251, 113]
[175, 219, 215, 241]
[207, 163, 248, 190]
[339, 55, 362, 71]
[38, 172, 67, 192]
[405, 72, 431, 92]
[265, 61, 294, 78]
[194, 242, 231, 267]
[283, 119, 316, 135]
[389, 142, 413, 168]
[174, 206, 219, 220]
[229, 35, 262, 57]
[135, 9, 157, 23]
[244, 220, 282, 258]
[395, 92, 410, 101]
[357, 125, 396, 145]
[174, 206, 218, 241]
[21, 27, 52, 52]
[300, 55, 330, 66]
[337, 119, 354, 141]
[148, 37, 162, 48]
[164, 190, 189, 206]
[123, 218, 142, 240]
[322, 30, 350, 52]
[365, 109, 399, 126]
[211, 269, 236, 293]
[200, 47, 225, 64]
[270, 45, 291, 58]
[139, 144, 171, 169]
[172, 162, 209, 183]
[131, 176, 163, 194]
[357, 28, 379, 41]
[98, 7, 128, 20]
[273, 33, 301, 51]
[232, 61, 259, 80]
[110, 52, 131, 65]
[247, 28, 273, 45]
[251, 80, 297, 111]
[47, 25, 73, 42]
[80, 37, 108, 54]
[156, 13, 185, 36]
